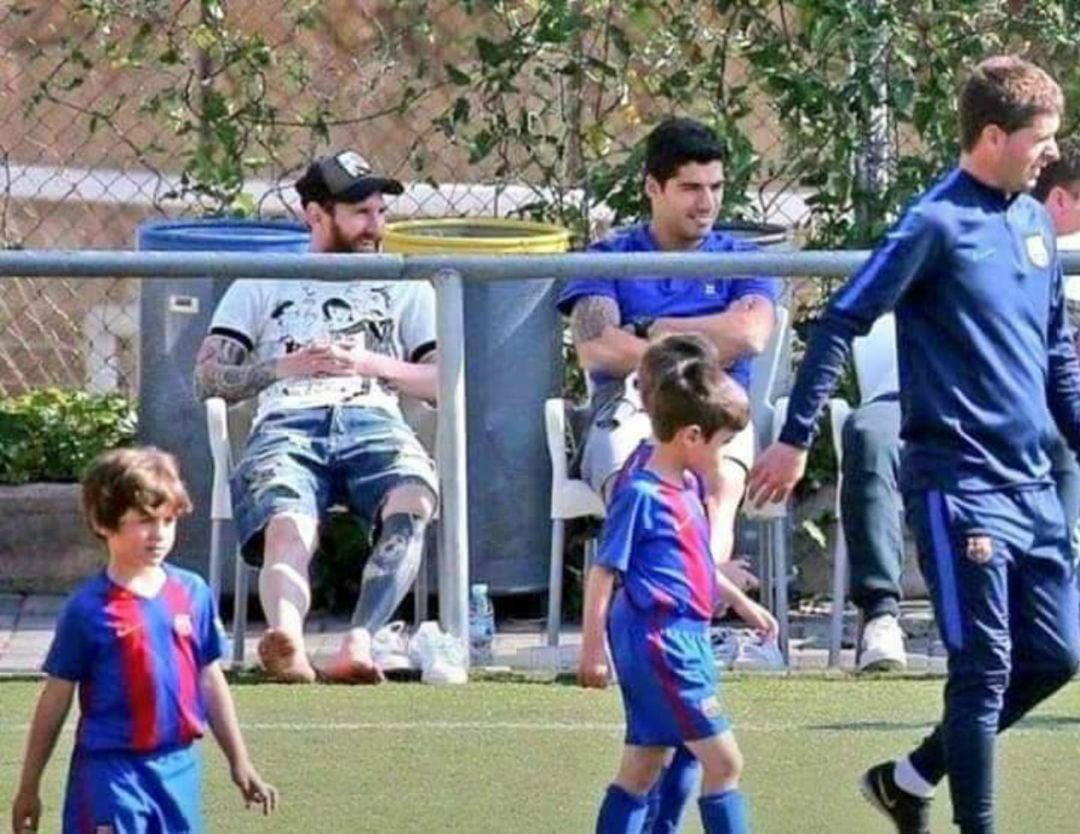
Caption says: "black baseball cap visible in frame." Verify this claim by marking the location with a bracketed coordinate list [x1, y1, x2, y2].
[295, 150, 404, 205]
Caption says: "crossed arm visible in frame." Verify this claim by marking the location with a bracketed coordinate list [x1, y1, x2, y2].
[193, 334, 438, 404]
[569, 293, 775, 378]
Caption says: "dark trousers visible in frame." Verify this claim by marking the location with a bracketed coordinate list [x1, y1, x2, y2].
[904, 487, 1080, 833]
[839, 396, 904, 621]
[840, 396, 1080, 622]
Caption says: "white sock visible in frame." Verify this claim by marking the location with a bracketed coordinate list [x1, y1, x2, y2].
[893, 757, 936, 799]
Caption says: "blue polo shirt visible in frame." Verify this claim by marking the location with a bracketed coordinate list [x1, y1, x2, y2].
[556, 223, 778, 392]
[781, 167, 1080, 493]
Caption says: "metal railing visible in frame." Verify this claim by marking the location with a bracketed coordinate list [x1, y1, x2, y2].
[3, 248, 1078, 672]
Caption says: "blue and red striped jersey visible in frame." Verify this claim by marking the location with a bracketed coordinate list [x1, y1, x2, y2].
[596, 441, 716, 620]
[44, 565, 223, 753]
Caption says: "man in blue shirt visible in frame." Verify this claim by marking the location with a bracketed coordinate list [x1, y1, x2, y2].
[749, 56, 1080, 834]
[557, 117, 778, 569]
[839, 135, 1080, 676]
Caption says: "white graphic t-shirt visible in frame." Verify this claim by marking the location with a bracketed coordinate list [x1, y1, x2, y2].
[209, 279, 436, 424]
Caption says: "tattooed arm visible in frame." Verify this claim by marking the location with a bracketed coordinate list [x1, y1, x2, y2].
[193, 333, 419, 404]
[570, 295, 646, 377]
[193, 334, 278, 404]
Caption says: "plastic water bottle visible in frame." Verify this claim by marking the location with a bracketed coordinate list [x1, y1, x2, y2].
[469, 583, 495, 666]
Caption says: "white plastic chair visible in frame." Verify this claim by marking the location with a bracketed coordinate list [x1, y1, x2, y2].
[543, 306, 793, 656]
[740, 304, 792, 661]
[207, 396, 436, 665]
[826, 312, 899, 666]
[543, 396, 606, 646]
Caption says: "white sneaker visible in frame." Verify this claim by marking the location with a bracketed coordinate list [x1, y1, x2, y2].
[733, 633, 786, 670]
[408, 621, 468, 685]
[710, 626, 741, 670]
[859, 614, 907, 672]
[371, 621, 413, 672]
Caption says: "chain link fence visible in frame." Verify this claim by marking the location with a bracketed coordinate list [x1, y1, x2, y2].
[1, 1, 1077, 398]
[0, 0, 812, 398]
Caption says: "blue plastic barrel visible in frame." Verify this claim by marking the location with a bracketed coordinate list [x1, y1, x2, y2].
[136, 219, 309, 577]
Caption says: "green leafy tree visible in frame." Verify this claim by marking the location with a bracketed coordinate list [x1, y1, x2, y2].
[26, 0, 339, 215]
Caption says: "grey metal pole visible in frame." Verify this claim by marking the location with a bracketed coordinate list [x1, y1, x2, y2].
[433, 268, 471, 667]
[1, 250, 1079, 280]
[207, 522, 223, 606]
[854, 0, 892, 232]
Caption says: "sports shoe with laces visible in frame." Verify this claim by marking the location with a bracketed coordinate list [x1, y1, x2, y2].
[710, 626, 740, 670]
[859, 614, 908, 673]
[732, 633, 785, 670]
[371, 621, 413, 672]
[409, 621, 468, 685]
[860, 761, 932, 834]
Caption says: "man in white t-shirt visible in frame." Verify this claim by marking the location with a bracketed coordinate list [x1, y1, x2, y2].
[194, 151, 440, 684]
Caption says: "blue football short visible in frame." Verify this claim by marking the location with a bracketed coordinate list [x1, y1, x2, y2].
[63, 744, 201, 833]
[608, 593, 729, 747]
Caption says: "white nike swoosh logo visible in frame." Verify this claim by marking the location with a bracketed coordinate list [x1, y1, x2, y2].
[878, 771, 897, 810]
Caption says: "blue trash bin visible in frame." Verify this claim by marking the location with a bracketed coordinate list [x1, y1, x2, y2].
[136, 219, 309, 579]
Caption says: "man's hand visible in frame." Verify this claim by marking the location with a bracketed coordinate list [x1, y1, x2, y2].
[746, 442, 809, 508]
[578, 650, 611, 689]
[275, 342, 382, 381]
[231, 762, 279, 816]
[11, 789, 41, 833]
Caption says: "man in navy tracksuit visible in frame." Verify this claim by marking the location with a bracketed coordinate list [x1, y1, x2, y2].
[748, 55, 1080, 834]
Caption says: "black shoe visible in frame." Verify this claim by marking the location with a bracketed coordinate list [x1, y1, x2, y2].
[860, 762, 932, 833]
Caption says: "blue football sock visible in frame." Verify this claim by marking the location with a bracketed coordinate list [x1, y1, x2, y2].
[597, 784, 649, 834]
[642, 767, 666, 832]
[644, 746, 700, 833]
[698, 789, 748, 834]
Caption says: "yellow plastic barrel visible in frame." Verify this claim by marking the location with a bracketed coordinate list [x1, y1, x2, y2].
[384, 218, 569, 255]
[383, 217, 570, 595]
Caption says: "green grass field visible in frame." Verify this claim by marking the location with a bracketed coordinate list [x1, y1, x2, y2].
[2, 675, 1079, 832]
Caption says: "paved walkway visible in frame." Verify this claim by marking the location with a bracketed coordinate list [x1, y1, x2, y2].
[1, 593, 946, 676]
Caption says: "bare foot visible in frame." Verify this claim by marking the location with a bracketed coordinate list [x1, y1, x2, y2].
[257, 629, 317, 684]
[317, 628, 385, 685]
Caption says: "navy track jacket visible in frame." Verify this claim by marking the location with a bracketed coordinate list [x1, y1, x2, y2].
[781, 168, 1080, 493]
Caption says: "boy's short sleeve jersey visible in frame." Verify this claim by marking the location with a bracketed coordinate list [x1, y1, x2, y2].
[44, 565, 224, 753]
[596, 461, 717, 620]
